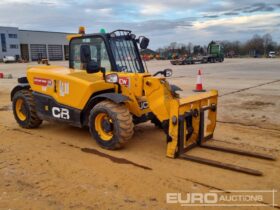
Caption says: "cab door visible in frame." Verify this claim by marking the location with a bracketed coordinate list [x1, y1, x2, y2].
[53, 36, 113, 110]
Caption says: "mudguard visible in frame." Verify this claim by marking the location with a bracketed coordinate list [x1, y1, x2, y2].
[10, 84, 30, 101]
[82, 93, 131, 126]
[89, 93, 130, 105]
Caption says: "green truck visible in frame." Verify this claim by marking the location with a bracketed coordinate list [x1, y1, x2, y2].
[171, 41, 224, 65]
[206, 41, 224, 62]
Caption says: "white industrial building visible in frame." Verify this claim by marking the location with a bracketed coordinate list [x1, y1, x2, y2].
[0, 26, 72, 61]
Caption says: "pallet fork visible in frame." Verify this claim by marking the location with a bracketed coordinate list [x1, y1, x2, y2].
[177, 104, 275, 176]
[143, 78, 275, 176]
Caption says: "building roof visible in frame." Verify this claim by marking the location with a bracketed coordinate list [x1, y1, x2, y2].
[19, 29, 75, 35]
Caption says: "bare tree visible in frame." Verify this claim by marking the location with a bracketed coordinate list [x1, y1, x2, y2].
[263, 33, 273, 55]
[193, 45, 204, 55]
[186, 42, 193, 54]
[169, 42, 178, 53]
[245, 34, 264, 56]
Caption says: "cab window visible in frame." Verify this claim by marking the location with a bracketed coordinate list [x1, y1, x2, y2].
[70, 37, 111, 72]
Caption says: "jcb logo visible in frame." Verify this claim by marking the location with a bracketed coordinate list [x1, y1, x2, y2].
[52, 107, 70, 120]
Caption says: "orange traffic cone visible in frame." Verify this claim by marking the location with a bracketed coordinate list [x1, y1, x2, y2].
[193, 69, 206, 92]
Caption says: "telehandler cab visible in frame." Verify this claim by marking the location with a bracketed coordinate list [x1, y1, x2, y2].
[11, 28, 274, 175]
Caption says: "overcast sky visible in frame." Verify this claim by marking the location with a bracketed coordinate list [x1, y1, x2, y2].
[0, 0, 279, 49]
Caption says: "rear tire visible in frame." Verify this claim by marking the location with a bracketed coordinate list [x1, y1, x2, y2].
[12, 90, 42, 128]
[89, 100, 134, 150]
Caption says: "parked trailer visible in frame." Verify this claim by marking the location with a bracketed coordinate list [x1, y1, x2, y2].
[170, 56, 208, 65]
[170, 41, 224, 65]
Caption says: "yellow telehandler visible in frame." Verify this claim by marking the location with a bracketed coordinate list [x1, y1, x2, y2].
[11, 28, 274, 175]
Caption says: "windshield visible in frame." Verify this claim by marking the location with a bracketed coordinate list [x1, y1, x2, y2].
[109, 32, 144, 73]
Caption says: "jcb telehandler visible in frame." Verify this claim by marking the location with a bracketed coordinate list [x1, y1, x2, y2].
[11, 28, 274, 175]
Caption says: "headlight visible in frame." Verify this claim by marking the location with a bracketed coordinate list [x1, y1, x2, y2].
[105, 73, 118, 83]
[164, 69, 173, 77]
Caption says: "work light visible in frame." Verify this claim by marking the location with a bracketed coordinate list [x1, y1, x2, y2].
[165, 69, 173, 77]
[105, 73, 119, 83]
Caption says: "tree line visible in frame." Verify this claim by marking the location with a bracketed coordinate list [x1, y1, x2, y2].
[156, 33, 280, 57]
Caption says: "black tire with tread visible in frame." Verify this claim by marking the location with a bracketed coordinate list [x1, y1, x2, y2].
[12, 90, 42, 128]
[89, 100, 134, 150]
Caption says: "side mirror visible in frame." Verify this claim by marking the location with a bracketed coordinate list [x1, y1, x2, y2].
[86, 61, 100, 74]
[80, 45, 100, 74]
[140, 37, 149, 49]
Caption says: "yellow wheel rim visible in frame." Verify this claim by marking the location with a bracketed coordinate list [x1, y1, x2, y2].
[15, 98, 27, 121]
[95, 113, 113, 141]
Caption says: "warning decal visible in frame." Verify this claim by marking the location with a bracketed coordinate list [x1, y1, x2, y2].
[34, 77, 52, 87]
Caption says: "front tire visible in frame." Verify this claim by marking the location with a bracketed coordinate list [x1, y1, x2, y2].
[88, 100, 134, 150]
[12, 90, 42, 128]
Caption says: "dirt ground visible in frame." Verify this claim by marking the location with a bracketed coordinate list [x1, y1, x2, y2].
[0, 58, 280, 210]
